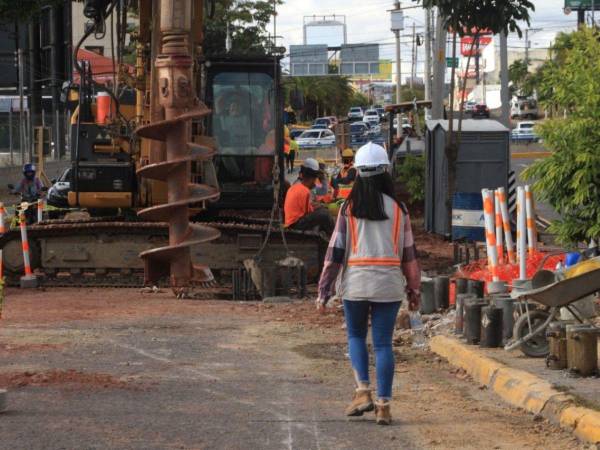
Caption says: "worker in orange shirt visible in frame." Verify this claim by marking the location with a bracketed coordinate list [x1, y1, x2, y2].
[284, 158, 334, 234]
[332, 148, 357, 199]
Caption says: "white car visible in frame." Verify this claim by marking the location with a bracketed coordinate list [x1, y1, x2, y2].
[296, 128, 336, 148]
[363, 109, 380, 126]
[511, 121, 539, 142]
[392, 115, 410, 129]
[347, 107, 364, 121]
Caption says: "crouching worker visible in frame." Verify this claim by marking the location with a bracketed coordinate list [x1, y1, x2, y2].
[315, 142, 421, 425]
[284, 158, 334, 235]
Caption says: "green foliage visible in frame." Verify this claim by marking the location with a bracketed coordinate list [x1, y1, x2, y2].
[421, 0, 534, 38]
[204, 0, 282, 56]
[522, 28, 600, 245]
[286, 76, 357, 120]
[509, 59, 533, 96]
[396, 155, 425, 203]
[399, 86, 425, 103]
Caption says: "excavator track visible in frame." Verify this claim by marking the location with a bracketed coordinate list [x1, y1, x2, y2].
[0, 217, 326, 289]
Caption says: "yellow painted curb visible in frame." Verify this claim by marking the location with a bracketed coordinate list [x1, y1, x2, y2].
[430, 335, 600, 445]
[511, 151, 552, 159]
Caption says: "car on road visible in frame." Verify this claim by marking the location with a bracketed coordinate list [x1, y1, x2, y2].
[373, 105, 386, 120]
[363, 109, 380, 126]
[472, 104, 490, 119]
[296, 128, 336, 148]
[511, 98, 538, 120]
[289, 128, 306, 139]
[511, 121, 539, 142]
[464, 101, 477, 114]
[313, 117, 333, 130]
[349, 122, 369, 145]
[347, 107, 364, 121]
[324, 116, 338, 128]
[47, 167, 71, 208]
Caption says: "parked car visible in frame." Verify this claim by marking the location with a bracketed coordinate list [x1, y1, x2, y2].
[311, 123, 328, 130]
[511, 121, 539, 142]
[392, 115, 410, 130]
[464, 101, 477, 114]
[313, 117, 332, 129]
[349, 122, 369, 145]
[47, 167, 71, 208]
[472, 104, 490, 118]
[373, 105, 386, 120]
[347, 107, 364, 121]
[324, 116, 338, 128]
[363, 109, 380, 126]
[511, 97, 538, 120]
[296, 128, 336, 148]
[289, 128, 305, 139]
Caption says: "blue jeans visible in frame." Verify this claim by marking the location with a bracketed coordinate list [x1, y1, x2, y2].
[343, 300, 401, 400]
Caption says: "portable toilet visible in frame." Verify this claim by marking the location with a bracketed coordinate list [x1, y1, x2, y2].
[424, 119, 510, 237]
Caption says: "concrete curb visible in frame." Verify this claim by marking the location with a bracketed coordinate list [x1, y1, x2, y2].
[430, 335, 600, 445]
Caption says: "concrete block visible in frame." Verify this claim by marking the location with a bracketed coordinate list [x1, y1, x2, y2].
[20, 275, 38, 289]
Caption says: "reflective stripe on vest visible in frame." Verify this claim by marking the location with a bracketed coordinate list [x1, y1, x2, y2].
[337, 184, 353, 199]
[347, 201, 404, 267]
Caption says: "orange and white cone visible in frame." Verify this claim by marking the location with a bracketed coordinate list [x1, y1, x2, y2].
[37, 198, 44, 223]
[516, 187, 527, 280]
[525, 185, 537, 256]
[496, 187, 515, 264]
[18, 204, 37, 288]
[481, 189, 499, 283]
[494, 190, 504, 264]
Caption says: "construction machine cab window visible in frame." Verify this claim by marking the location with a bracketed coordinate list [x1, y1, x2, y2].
[212, 71, 275, 184]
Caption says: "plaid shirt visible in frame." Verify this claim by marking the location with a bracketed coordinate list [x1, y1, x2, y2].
[317, 205, 421, 302]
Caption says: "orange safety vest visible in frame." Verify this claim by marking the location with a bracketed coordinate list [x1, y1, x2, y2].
[335, 163, 355, 199]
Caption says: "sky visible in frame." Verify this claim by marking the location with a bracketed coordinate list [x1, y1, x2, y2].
[270, 0, 585, 77]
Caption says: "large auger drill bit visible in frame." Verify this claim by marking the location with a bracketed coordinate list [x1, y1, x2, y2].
[135, 0, 220, 298]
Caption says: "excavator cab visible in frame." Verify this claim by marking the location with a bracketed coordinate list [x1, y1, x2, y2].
[205, 57, 283, 210]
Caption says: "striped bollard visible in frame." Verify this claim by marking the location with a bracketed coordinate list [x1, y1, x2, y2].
[497, 187, 515, 264]
[516, 187, 527, 281]
[37, 198, 44, 223]
[494, 190, 504, 264]
[482, 190, 499, 281]
[18, 204, 38, 288]
[524, 185, 537, 255]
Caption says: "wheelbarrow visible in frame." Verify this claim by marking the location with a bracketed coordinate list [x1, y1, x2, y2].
[504, 264, 600, 357]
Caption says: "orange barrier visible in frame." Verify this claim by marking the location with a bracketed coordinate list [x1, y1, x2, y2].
[525, 185, 537, 256]
[516, 187, 527, 280]
[494, 190, 504, 264]
[497, 187, 515, 264]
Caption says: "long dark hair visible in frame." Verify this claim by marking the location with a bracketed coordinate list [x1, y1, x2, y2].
[341, 172, 399, 220]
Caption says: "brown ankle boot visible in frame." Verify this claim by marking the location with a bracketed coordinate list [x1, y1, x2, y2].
[375, 400, 392, 425]
[345, 388, 374, 416]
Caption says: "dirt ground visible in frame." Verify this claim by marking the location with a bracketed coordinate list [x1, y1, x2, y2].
[0, 287, 591, 450]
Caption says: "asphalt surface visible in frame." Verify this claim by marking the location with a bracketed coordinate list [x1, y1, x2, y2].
[0, 288, 584, 450]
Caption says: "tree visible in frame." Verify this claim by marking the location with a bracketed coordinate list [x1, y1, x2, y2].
[204, 0, 282, 56]
[421, 0, 534, 224]
[522, 28, 600, 245]
[509, 59, 530, 95]
[287, 76, 357, 121]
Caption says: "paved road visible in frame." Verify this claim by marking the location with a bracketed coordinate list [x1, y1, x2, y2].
[0, 288, 583, 449]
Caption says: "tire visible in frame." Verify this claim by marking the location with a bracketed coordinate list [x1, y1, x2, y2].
[512, 309, 552, 357]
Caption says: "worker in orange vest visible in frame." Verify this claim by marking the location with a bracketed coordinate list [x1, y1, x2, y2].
[332, 148, 357, 199]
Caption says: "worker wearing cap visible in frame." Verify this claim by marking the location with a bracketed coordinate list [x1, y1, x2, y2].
[316, 142, 421, 426]
[313, 159, 332, 203]
[284, 158, 334, 234]
[332, 148, 357, 199]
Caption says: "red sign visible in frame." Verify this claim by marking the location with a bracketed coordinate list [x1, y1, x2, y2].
[460, 36, 492, 56]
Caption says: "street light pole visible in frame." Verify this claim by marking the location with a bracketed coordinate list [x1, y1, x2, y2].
[391, 1, 403, 138]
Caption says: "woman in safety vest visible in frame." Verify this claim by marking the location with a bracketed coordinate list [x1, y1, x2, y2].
[316, 142, 421, 425]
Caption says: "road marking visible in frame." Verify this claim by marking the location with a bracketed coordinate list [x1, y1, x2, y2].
[108, 339, 221, 382]
[511, 151, 552, 159]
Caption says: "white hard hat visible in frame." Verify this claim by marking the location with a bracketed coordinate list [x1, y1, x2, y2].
[354, 142, 389, 177]
[302, 158, 320, 172]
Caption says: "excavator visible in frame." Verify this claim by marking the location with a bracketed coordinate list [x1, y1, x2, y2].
[0, 0, 325, 297]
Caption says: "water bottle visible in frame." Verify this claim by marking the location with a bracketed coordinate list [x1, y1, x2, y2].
[409, 311, 427, 348]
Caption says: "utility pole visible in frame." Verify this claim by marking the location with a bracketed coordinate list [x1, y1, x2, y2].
[18, 48, 27, 164]
[409, 22, 415, 89]
[424, 6, 432, 101]
[499, 31, 510, 127]
[524, 28, 529, 68]
[391, 0, 403, 138]
[431, 8, 447, 120]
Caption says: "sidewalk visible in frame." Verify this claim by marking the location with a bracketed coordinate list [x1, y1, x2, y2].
[430, 334, 600, 445]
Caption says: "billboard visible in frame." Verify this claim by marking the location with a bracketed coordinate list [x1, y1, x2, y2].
[340, 44, 380, 75]
[289, 45, 329, 76]
[565, 0, 600, 10]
